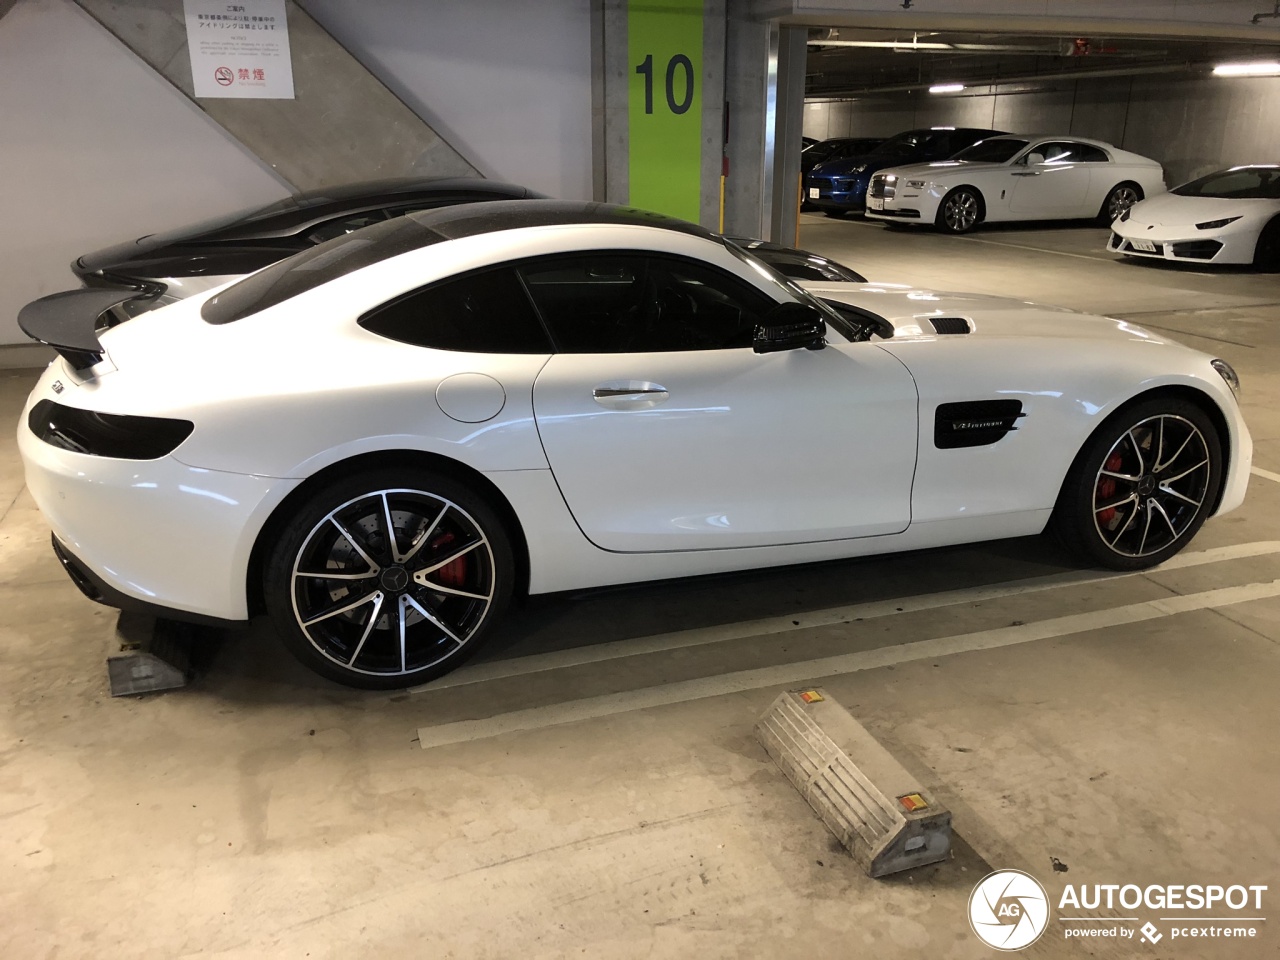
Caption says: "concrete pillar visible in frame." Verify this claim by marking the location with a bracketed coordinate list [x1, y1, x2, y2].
[768, 25, 807, 246]
[593, 0, 798, 243]
[76, 0, 476, 190]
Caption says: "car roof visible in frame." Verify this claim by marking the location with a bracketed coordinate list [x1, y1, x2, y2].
[403, 199, 717, 242]
[981, 134, 1116, 149]
[289, 177, 537, 208]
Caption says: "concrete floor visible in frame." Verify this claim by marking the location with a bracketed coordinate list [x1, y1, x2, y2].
[3, 218, 1279, 958]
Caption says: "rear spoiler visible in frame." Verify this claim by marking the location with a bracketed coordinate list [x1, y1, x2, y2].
[18, 288, 141, 371]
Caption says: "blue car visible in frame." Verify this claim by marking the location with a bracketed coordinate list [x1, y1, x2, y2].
[806, 127, 1005, 218]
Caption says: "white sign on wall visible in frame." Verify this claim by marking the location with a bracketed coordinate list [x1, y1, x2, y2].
[183, 0, 294, 99]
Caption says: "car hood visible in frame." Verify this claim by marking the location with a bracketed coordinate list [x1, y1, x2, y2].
[807, 283, 1167, 344]
[809, 154, 880, 177]
[1125, 192, 1276, 226]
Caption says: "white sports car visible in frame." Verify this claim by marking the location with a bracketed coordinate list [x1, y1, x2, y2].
[865, 135, 1166, 234]
[1108, 165, 1280, 268]
[18, 201, 1250, 688]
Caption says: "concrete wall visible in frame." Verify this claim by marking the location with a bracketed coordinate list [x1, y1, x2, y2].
[803, 75, 1280, 186]
[300, 0, 594, 201]
[0, 0, 291, 347]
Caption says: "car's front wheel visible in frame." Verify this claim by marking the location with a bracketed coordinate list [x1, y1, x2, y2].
[935, 187, 981, 234]
[1253, 217, 1280, 272]
[264, 468, 513, 688]
[1051, 398, 1223, 570]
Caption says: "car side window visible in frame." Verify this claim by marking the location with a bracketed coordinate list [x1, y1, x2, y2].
[1038, 142, 1080, 163]
[519, 254, 775, 353]
[1077, 144, 1110, 162]
[358, 266, 553, 353]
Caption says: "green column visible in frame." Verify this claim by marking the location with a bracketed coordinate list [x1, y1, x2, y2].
[627, 0, 703, 222]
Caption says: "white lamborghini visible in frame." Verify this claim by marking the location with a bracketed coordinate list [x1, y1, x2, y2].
[1108, 164, 1280, 268]
[18, 201, 1251, 688]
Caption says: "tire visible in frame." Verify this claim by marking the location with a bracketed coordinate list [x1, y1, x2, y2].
[935, 187, 981, 234]
[1050, 397, 1223, 571]
[823, 209, 847, 219]
[263, 468, 514, 689]
[1098, 183, 1142, 225]
[1252, 217, 1280, 272]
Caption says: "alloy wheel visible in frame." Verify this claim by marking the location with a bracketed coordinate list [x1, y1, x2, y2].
[943, 191, 979, 232]
[1092, 415, 1210, 558]
[1107, 186, 1140, 221]
[289, 488, 496, 678]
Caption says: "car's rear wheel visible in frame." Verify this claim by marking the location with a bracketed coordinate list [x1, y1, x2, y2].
[1099, 183, 1142, 224]
[1051, 398, 1223, 570]
[1252, 217, 1280, 272]
[936, 187, 981, 234]
[264, 468, 513, 689]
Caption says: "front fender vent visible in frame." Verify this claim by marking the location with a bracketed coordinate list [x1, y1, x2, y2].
[930, 317, 971, 335]
[935, 399, 1024, 449]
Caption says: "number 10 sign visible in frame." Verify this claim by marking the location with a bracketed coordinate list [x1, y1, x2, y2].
[628, 0, 703, 222]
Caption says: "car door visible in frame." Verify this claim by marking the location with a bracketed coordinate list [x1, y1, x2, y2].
[525, 252, 919, 553]
[1009, 141, 1093, 216]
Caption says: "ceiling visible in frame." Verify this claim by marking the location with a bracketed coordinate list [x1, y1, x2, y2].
[805, 28, 1280, 97]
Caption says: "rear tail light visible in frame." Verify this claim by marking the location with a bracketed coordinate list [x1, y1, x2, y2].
[28, 400, 193, 459]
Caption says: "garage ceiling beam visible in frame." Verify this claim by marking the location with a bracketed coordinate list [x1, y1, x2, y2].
[813, 60, 1204, 97]
[756, 1, 1280, 43]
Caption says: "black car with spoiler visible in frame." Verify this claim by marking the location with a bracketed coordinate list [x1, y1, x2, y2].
[73, 177, 546, 314]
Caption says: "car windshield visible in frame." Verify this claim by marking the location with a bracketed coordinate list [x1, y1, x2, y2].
[871, 132, 928, 155]
[1173, 167, 1280, 200]
[202, 215, 442, 324]
[722, 240, 870, 341]
[951, 139, 1029, 163]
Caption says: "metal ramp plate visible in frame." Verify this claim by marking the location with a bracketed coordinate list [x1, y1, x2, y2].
[756, 687, 952, 877]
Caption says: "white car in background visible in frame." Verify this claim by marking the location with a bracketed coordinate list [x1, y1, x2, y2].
[1108, 165, 1280, 269]
[865, 135, 1166, 234]
[17, 201, 1250, 689]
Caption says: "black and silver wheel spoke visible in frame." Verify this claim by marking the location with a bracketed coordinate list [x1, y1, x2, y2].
[291, 489, 496, 677]
[330, 517, 380, 572]
[1092, 414, 1210, 559]
[303, 588, 382, 628]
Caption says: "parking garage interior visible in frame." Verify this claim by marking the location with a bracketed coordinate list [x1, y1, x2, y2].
[2, 2, 1280, 958]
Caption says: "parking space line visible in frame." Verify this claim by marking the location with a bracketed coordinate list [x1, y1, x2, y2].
[955, 235, 1116, 263]
[1252, 467, 1280, 485]
[413, 541, 1280, 693]
[416, 577, 1280, 749]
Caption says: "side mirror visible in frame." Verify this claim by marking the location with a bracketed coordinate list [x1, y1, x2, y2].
[1026, 152, 1045, 166]
[754, 302, 826, 354]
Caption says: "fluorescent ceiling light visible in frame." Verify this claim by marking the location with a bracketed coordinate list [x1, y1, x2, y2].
[929, 83, 965, 93]
[1213, 61, 1280, 76]
[810, 40, 952, 49]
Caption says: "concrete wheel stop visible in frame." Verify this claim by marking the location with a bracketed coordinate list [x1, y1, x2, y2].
[756, 687, 952, 878]
[106, 612, 199, 697]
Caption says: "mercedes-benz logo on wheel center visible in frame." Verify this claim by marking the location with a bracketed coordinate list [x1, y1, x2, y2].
[969, 869, 1050, 951]
[379, 566, 409, 593]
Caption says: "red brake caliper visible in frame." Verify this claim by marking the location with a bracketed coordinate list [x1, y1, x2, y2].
[430, 531, 468, 588]
[1097, 452, 1123, 527]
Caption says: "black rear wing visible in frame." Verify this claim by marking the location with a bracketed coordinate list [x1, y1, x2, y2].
[17, 289, 141, 370]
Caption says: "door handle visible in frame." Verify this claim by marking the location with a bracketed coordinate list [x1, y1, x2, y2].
[1013, 170, 1041, 177]
[592, 381, 670, 409]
